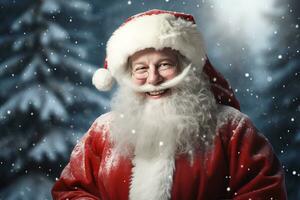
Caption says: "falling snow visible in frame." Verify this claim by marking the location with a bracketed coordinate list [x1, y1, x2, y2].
[0, 0, 107, 199]
[267, 76, 272, 82]
[0, 0, 299, 199]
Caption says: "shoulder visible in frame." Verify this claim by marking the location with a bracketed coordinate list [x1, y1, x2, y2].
[78, 112, 114, 151]
[92, 111, 114, 132]
[214, 105, 260, 143]
[215, 105, 250, 129]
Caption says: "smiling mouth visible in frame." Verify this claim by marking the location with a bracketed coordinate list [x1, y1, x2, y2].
[146, 89, 169, 97]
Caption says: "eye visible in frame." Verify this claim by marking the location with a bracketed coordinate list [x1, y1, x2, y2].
[133, 66, 148, 74]
[158, 62, 174, 70]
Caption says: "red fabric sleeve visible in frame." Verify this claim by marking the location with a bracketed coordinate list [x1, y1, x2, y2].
[51, 122, 106, 200]
[226, 117, 287, 200]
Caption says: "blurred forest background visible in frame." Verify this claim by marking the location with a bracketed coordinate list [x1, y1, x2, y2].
[0, 0, 299, 199]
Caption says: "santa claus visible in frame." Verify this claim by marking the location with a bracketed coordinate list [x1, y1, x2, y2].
[52, 9, 287, 200]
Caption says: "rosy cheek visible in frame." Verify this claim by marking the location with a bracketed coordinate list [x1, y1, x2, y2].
[167, 71, 178, 80]
[132, 78, 145, 85]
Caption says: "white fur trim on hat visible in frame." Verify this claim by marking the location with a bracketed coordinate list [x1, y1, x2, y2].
[106, 12, 207, 83]
[92, 68, 114, 91]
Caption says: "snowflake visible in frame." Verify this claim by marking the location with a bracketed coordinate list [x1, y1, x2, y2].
[290, 118, 295, 122]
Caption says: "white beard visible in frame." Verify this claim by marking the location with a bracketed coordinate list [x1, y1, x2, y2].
[109, 69, 217, 158]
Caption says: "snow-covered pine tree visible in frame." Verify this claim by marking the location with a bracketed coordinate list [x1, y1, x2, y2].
[260, 1, 300, 198]
[0, 0, 108, 199]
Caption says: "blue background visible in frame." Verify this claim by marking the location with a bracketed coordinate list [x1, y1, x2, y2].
[0, 0, 299, 199]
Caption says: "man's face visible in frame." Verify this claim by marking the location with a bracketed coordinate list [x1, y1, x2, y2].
[129, 48, 179, 99]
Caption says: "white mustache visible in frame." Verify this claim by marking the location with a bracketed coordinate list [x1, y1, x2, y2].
[122, 64, 192, 93]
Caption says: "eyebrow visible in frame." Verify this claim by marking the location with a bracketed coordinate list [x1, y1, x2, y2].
[132, 62, 147, 66]
[157, 58, 176, 63]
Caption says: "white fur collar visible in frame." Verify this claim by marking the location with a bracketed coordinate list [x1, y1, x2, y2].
[129, 153, 175, 200]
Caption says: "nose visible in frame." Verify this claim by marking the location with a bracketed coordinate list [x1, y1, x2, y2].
[146, 65, 163, 85]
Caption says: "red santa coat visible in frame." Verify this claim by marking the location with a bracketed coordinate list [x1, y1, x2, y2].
[52, 106, 287, 200]
[52, 62, 287, 200]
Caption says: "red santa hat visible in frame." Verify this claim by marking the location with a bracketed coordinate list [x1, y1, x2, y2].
[92, 9, 206, 91]
[93, 9, 240, 110]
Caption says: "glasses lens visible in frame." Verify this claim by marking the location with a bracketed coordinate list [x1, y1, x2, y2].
[133, 71, 148, 79]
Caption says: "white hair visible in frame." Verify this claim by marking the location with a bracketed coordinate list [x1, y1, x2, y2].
[109, 61, 217, 158]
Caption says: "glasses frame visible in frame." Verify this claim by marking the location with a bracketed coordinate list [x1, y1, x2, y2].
[131, 61, 178, 80]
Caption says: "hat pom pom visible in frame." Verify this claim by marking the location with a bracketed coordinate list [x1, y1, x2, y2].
[92, 68, 114, 91]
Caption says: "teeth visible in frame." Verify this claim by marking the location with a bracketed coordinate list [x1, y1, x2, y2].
[148, 90, 166, 95]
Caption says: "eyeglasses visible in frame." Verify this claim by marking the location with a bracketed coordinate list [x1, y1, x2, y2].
[132, 62, 178, 80]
